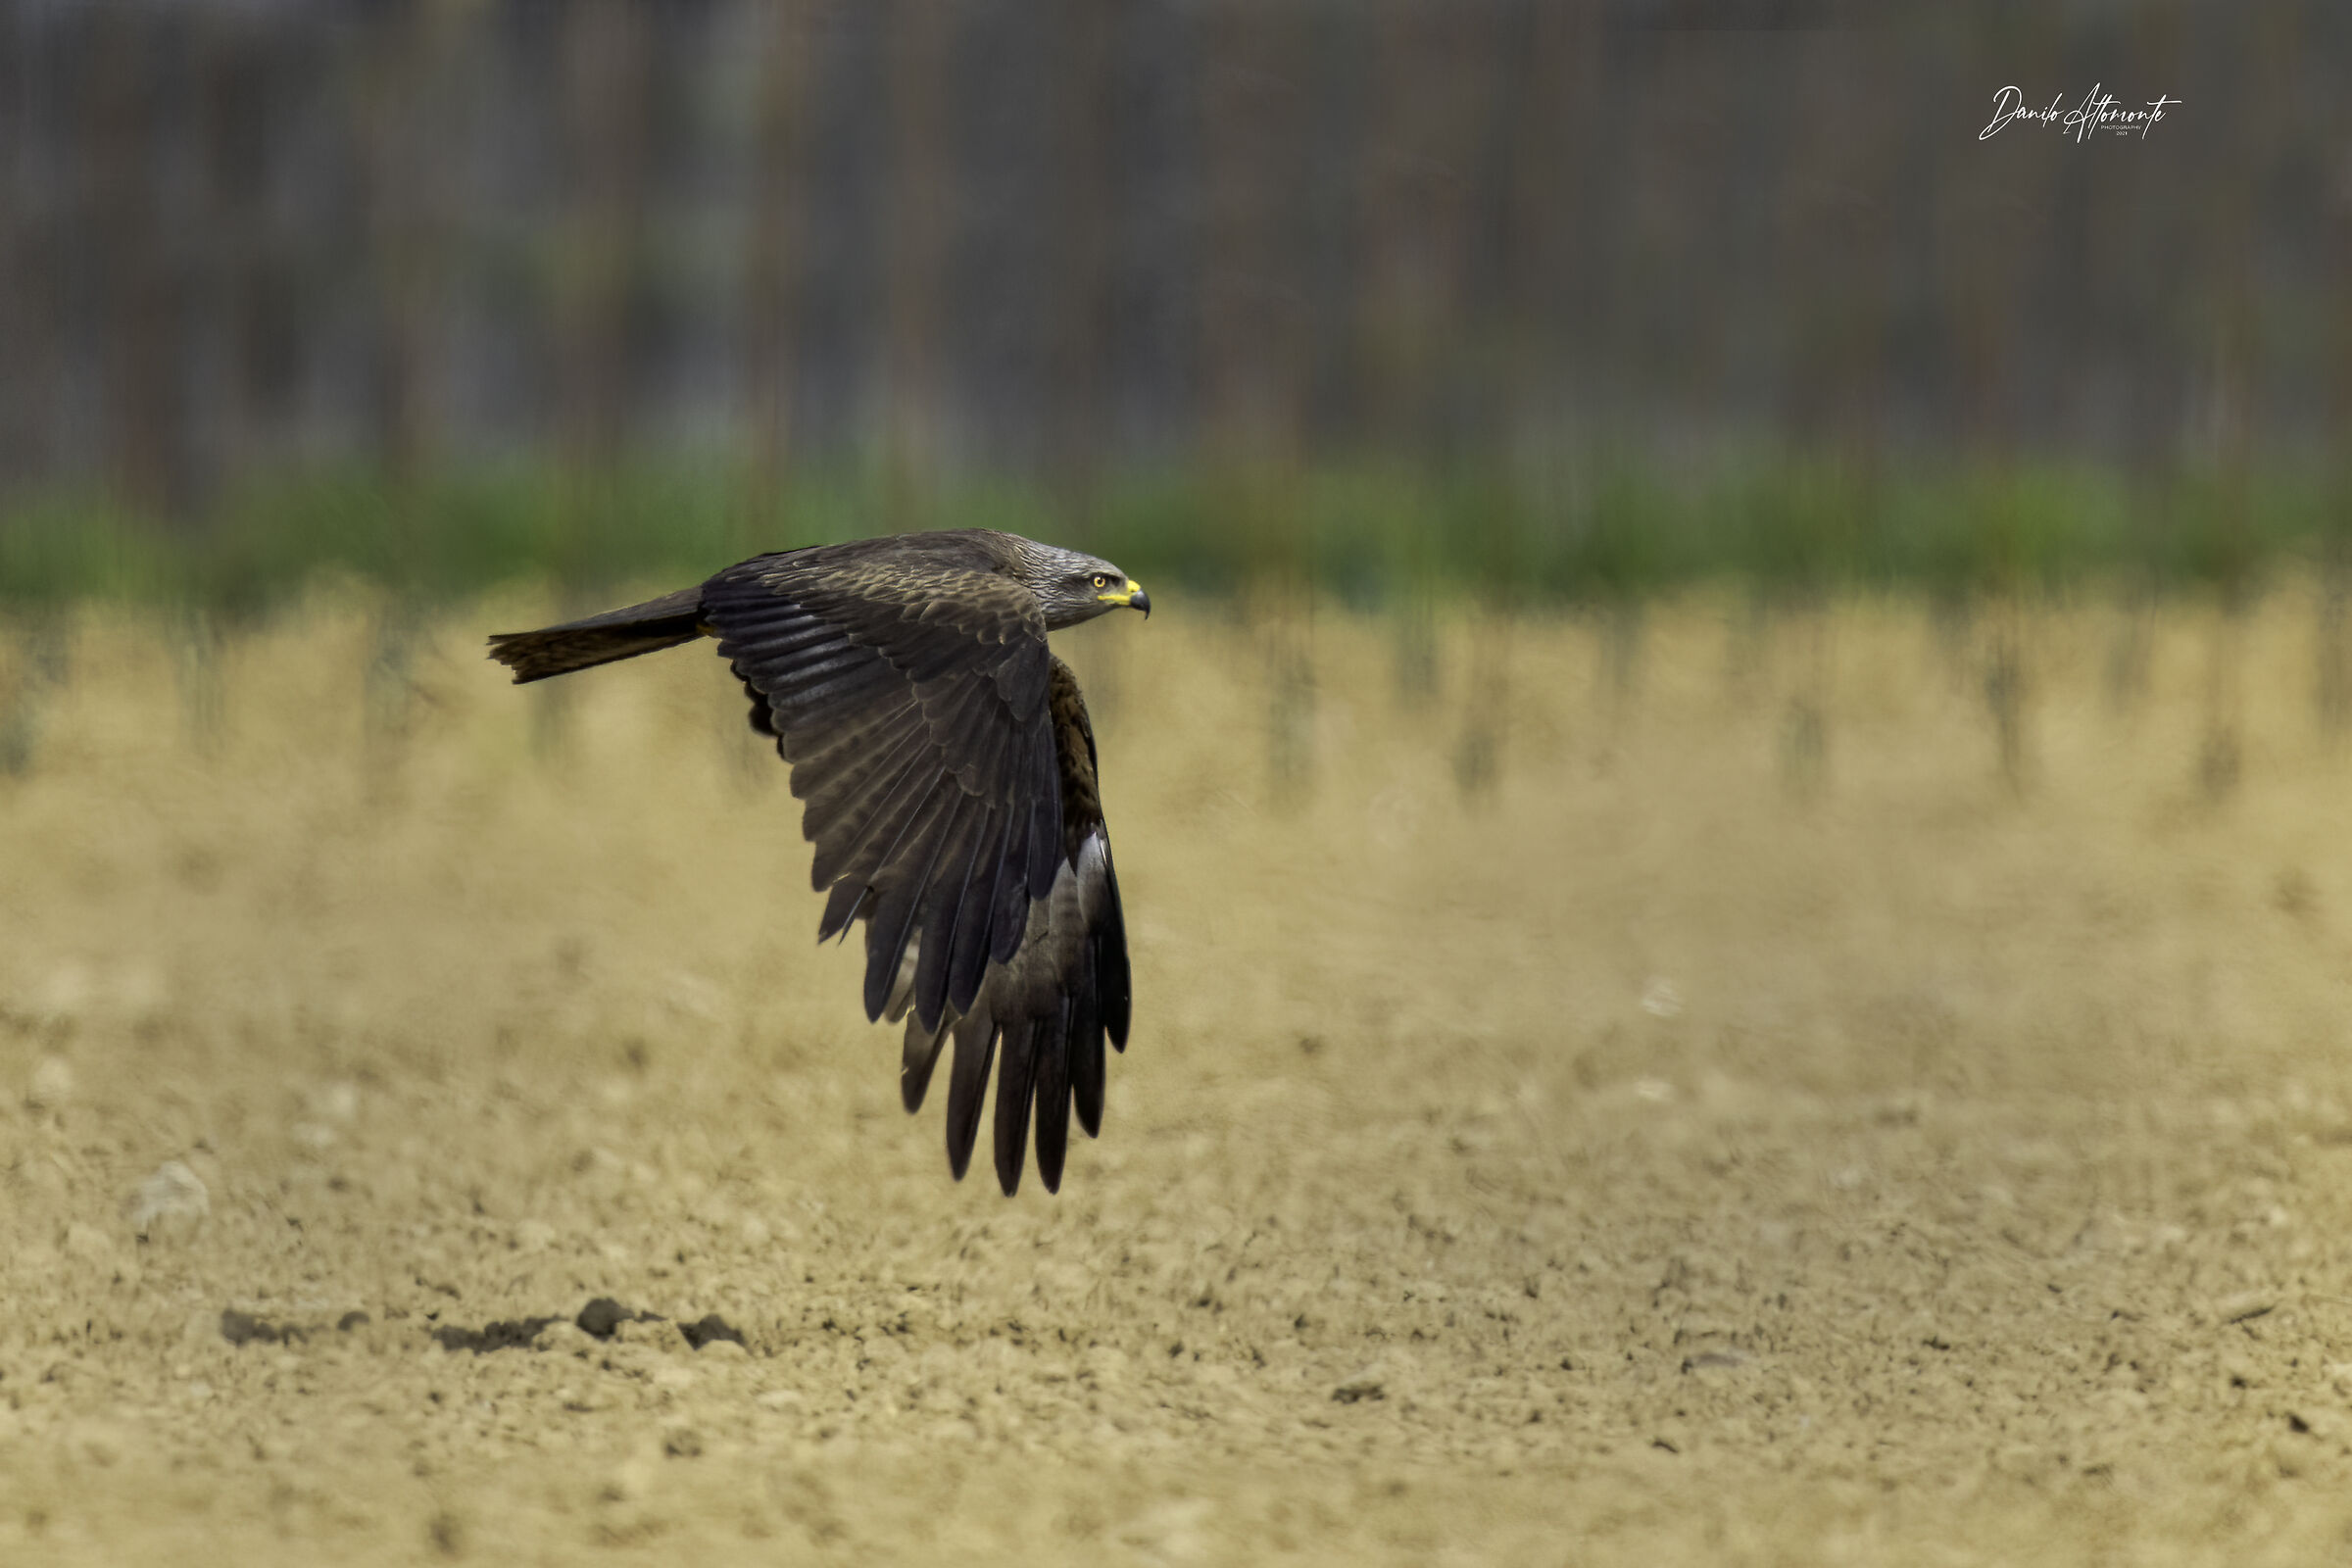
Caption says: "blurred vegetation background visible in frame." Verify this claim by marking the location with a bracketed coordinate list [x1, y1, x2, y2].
[0, 0, 2339, 616]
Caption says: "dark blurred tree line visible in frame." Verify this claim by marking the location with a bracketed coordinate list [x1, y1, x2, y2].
[0, 0, 2340, 537]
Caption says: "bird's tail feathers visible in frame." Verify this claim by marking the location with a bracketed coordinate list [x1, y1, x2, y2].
[486, 586, 707, 683]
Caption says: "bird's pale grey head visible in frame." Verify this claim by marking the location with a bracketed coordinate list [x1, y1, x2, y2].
[1002, 538, 1151, 631]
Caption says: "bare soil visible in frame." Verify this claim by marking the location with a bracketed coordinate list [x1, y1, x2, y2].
[4, 592, 2351, 1565]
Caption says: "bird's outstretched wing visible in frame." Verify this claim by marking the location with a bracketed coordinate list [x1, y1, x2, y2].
[902, 658, 1131, 1195]
[700, 546, 1131, 1194]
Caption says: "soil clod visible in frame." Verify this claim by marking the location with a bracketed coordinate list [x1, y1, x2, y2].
[220, 1309, 305, 1347]
[678, 1313, 744, 1351]
[576, 1298, 661, 1340]
[431, 1315, 560, 1354]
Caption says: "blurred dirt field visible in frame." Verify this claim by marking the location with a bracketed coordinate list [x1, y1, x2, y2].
[6, 585, 2352, 1565]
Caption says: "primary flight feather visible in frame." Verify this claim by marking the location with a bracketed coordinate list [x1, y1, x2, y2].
[487, 529, 1147, 1196]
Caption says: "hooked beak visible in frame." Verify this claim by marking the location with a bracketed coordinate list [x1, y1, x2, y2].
[1097, 578, 1151, 618]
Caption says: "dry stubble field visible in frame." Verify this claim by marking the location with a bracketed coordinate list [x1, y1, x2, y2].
[4, 585, 2352, 1565]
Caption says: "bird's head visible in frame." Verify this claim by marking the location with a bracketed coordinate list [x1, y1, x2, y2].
[1015, 543, 1152, 630]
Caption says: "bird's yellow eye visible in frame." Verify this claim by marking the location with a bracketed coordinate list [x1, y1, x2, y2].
[1091, 573, 1111, 589]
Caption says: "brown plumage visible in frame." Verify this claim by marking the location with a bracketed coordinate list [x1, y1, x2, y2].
[488, 530, 1148, 1195]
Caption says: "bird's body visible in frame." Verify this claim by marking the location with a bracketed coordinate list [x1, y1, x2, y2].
[488, 529, 1149, 1195]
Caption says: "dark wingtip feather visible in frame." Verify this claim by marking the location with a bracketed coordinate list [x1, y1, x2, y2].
[1100, 873, 1132, 1051]
[944, 810, 1005, 1018]
[902, 1015, 949, 1114]
[1073, 1029, 1105, 1139]
[911, 943, 949, 1037]
[1034, 999, 1073, 1193]
[944, 1012, 997, 1181]
[992, 1018, 1042, 1197]
[858, 787, 961, 1023]
[1063, 949, 1102, 1144]
[913, 816, 992, 1035]
[818, 880, 868, 943]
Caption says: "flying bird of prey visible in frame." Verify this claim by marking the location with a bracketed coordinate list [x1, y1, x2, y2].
[487, 530, 1147, 1195]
